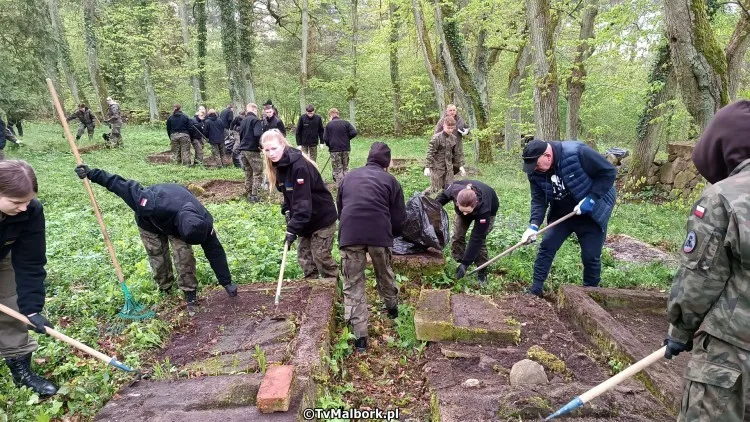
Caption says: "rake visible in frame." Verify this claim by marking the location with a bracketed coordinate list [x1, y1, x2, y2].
[47, 79, 154, 321]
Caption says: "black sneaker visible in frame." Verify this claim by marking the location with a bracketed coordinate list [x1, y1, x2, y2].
[525, 288, 543, 298]
[354, 337, 368, 353]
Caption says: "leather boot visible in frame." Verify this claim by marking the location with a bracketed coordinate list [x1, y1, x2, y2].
[185, 290, 199, 313]
[5, 353, 57, 397]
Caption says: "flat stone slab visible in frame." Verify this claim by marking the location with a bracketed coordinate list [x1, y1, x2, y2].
[384, 248, 445, 277]
[414, 289, 520, 344]
[605, 234, 677, 266]
[558, 286, 684, 412]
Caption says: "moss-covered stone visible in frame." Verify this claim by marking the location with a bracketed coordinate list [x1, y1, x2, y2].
[414, 289, 454, 341]
[527, 345, 570, 376]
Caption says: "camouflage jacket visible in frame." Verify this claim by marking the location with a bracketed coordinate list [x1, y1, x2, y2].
[67, 108, 96, 125]
[425, 131, 463, 171]
[106, 103, 122, 124]
[668, 158, 750, 350]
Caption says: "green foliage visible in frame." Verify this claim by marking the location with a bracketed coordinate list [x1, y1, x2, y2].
[252, 345, 267, 374]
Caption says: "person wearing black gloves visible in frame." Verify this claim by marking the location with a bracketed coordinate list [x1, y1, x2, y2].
[295, 104, 324, 162]
[74, 165, 238, 310]
[0, 160, 57, 396]
[521, 140, 617, 297]
[261, 130, 338, 278]
[338, 142, 406, 353]
[436, 180, 499, 286]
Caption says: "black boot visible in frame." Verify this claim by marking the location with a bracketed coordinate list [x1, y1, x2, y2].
[5, 353, 57, 397]
[354, 337, 368, 353]
[185, 290, 199, 313]
[477, 270, 488, 286]
[387, 307, 398, 319]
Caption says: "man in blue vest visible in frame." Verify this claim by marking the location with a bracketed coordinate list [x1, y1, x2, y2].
[520, 140, 617, 297]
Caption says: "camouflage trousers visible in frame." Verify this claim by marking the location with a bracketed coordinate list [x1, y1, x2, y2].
[191, 138, 204, 164]
[451, 215, 494, 269]
[0, 255, 37, 358]
[341, 245, 398, 339]
[427, 165, 453, 195]
[298, 223, 338, 279]
[0, 149, 4, 160]
[108, 123, 122, 147]
[170, 133, 191, 165]
[331, 151, 350, 187]
[300, 145, 317, 162]
[240, 151, 264, 196]
[210, 144, 228, 167]
[76, 123, 95, 141]
[139, 228, 198, 292]
[678, 333, 750, 422]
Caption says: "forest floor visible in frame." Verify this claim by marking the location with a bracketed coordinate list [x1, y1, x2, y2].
[0, 123, 691, 420]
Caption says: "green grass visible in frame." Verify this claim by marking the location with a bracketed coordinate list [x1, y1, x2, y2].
[0, 122, 688, 419]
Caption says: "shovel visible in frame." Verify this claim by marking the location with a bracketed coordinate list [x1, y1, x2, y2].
[46, 79, 153, 321]
[272, 242, 290, 318]
[467, 211, 577, 277]
[0, 303, 142, 378]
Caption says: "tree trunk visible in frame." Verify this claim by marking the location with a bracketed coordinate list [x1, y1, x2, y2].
[725, 5, 750, 101]
[474, 27, 490, 112]
[47, 0, 81, 104]
[218, 0, 246, 106]
[505, 38, 532, 150]
[412, 0, 447, 112]
[389, 1, 402, 134]
[194, 0, 208, 102]
[300, 0, 309, 113]
[348, 0, 358, 126]
[566, 0, 598, 140]
[179, 1, 202, 109]
[83, 0, 108, 116]
[142, 61, 158, 122]
[238, 2, 256, 105]
[526, 0, 560, 140]
[626, 43, 676, 188]
[664, 0, 728, 130]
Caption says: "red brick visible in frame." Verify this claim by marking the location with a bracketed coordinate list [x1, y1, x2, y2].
[257, 365, 295, 413]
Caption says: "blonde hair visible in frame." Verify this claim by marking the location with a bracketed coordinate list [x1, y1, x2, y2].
[328, 108, 339, 119]
[260, 130, 318, 192]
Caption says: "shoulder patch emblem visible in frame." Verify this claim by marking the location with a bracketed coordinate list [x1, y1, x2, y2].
[694, 205, 705, 219]
[139, 198, 148, 207]
[683, 230, 697, 253]
[297, 178, 305, 185]
[479, 219, 487, 224]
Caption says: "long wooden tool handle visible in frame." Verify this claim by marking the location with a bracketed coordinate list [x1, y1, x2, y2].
[46, 79, 126, 284]
[579, 347, 665, 403]
[274, 243, 290, 305]
[0, 303, 112, 364]
[469, 211, 577, 275]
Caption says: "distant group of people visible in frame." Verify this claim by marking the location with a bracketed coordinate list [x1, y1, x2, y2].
[65, 98, 123, 148]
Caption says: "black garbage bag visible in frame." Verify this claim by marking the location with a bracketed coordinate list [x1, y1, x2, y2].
[392, 193, 449, 255]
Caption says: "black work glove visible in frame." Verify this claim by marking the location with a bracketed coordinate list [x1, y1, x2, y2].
[75, 164, 91, 179]
[664, 336, 693, 359]
[27, 313, 52, 334]
[455, 264, 468, 280]
[284, 232, 297, 248]
[224, 283, 238, 297]
[284, 211, 291, 225]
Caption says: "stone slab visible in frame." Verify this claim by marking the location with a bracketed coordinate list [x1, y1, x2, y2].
[451, 294, 521, 345]
[371, 248, 445, 277]
[257, 366, 295, 413]
[414, 289, 454, 342]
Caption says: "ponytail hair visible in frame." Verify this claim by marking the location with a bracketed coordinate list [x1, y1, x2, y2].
[260, 129, 318, 192]
[0, 160, 38, 198]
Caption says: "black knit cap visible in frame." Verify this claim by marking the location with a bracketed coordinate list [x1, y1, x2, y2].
[521, 140, 549, 174]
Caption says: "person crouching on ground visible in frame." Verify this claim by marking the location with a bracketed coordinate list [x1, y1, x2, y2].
[74, 165, 238, 311]
[261, 129, 338, 279]
[0, 160, 57, 397]
[338, 142, 406, 353]
[424, 116, 465, 195]
[437, 180, 498, 286]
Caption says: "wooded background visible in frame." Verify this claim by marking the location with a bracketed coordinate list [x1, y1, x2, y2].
[0, 0, 748, 173]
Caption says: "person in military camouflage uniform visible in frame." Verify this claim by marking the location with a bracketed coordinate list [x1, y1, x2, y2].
[424, 116, 465, 195]
[236, 103, 264, 202]
[104, 97, 123, 148]
[434, 104, 469, 151]
[166, 104, 192, 165]
[323, 108, 357, 188]
[664, 100, 750, 421]
[66, 103, 97, 142]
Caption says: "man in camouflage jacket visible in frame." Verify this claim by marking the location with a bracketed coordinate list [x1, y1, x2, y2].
[424, 116, 465, 194]
[665, 100, 750, 421]
[104, 97, 123, 148]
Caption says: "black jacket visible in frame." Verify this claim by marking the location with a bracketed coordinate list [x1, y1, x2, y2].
[323, 117, 357, 152]
[202, 115, 225, 144]
[274, 148, 337, 236]
[219, 107, 234, 129]
[0, 199, 47, 315]
[0, 115, 5, 149]
[230, 115, 243, 132]
[262, 115, 286, 136]
[87, 169, 232, 285]
[338, 143, 406, 248]
[67, 108, 97, 125]
[191, 115, 206, 140]
[295, 114, 324, 146]
[237, 112, 263, 152]
[437, 180, 499, 266]
[166, 111, 191, 136]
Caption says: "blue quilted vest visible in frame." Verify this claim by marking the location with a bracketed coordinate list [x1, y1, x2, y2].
[529, 141, 616, 231]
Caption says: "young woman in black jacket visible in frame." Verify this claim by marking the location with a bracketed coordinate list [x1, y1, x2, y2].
[0, 160, 57, 396]
[261, 129, 338, 278]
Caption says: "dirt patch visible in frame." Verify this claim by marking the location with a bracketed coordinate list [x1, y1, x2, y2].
[609, 306, 689, 370]
[390, 158, 420, 174]
[186, 179, 246, 203]
[605, 234, 677, 266]
[78, 143, 108, 154]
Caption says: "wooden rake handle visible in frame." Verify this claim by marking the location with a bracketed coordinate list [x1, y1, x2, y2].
[46, 79, 126, 284]
[468, 211, 577, 276]
[274, 242, 290, 306]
